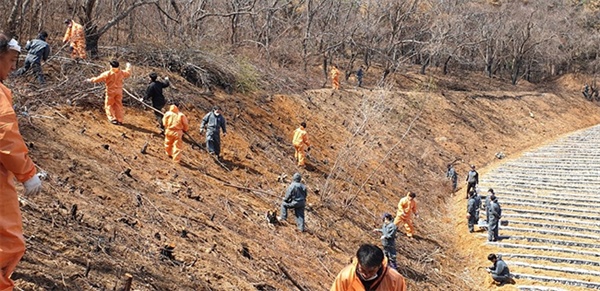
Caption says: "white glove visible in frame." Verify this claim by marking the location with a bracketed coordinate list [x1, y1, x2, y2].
[126, 62, 132, 69]
[23, 174, 42, 195]
[164, 77, 169, 81]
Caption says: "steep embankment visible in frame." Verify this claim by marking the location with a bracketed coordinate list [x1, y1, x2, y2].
[9, 64, 600, 290]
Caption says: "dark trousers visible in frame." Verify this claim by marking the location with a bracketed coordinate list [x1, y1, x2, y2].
[468, 213, 478, 232]
[492, 274, 511, 284]
[206, 132, 221, 156]
[152, 102, 165, 128]
[488, 218, 499, 241]
[466, 182, 477, 198]
[15, 60, 44, 84]
[280, 201, 305, 232]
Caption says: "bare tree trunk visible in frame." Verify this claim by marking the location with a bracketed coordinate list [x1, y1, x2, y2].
[443, 56, 451, 75]
[511, 57, 521, 85]
[420, 55, 430, 75]
[7, 0, 22, 37]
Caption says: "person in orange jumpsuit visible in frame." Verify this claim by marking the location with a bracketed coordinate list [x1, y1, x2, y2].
[63, 19, 87, 60]
[330, 65, 341, 90]
[292, 122, 310, 167]
[87, 60, 132, 125]
[162, 105, 189, 163]
[0, 34, 43, 290]
[330, 244, 406, 291]
[394, 191, 418, 238]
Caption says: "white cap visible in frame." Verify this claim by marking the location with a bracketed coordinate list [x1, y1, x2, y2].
[7, 39, 21, 53]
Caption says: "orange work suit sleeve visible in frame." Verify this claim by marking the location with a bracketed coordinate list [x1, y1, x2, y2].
[181, 115, 189, 132]
[0, 84, 36, 183]
[63, 26, 72, 43]
[90, 70, 110, 84]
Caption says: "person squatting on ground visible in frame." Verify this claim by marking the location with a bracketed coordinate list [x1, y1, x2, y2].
[13, 31, 50, 84]
[162, 105, 189, 163]
[63, 19, 86, 60]
[488, 195, 502, 242]
[86, 60, 132, 125]
[373, 213, 398, 270]
[144, 72, 169, 131]
[467, 190, 478, 233]
[0, 34, 43, 290]
[330, 244, 407, 291]
[486, 254, 513, 285]
[394, 192, 418, 238]
[200, 106, 227, 157]
[331, 65, 340, 90]
[446, 163, 457, 192]
[278, 173, 307, 232]
[356, 66, 364, 87]
[465, 164, 479, 199]
[292, 122, 310, 167]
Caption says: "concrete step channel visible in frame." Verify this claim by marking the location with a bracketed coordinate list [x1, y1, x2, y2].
[475, 125, 600, 289]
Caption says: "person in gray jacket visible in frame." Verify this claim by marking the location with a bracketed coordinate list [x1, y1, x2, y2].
[486, 254, 513, 285]
[485, 188, 495, 224]
[488, 195, 501, 242]
[279, 172, 307, 232]
[199, 106, 227, 157]
[14, 31, 50, 84]
[465, 164, 479, 199]
[446, 164, 458, 192]
[373, 213, 398, 269]
[467, 190, 478, 233]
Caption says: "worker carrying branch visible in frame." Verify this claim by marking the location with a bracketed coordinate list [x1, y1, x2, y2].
[0, 34, 43, 290]
[393, 192, 418, 238]
[162, 105, 189, 163]
[63, 19, 86, 60]
[292, 122, 310, 167]
[86, 60, 132, 125]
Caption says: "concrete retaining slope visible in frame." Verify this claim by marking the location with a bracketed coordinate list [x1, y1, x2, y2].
[479, 125, 600, 290]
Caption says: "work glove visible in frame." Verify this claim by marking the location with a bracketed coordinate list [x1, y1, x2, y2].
[23, 174, 42, 196]
[307, 146, 311, 152]
[126, 62, 132, 69]
[199, 128, 204, 134]
[164, 77, 169, 81]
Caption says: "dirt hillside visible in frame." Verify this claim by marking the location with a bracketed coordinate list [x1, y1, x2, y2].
[8, 60, 600, 290]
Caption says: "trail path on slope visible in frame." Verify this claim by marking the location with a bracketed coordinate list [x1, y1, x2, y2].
[478, 125, 600, 290]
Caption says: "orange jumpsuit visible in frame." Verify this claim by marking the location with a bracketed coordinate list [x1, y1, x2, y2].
[0, 83, 37, 290]
[330, 258, 407, 291]
[331, 67, 340, 90]
[90, 66, 132, 123]
[63, 21, 87, 59]
[292, 126, 310, 166]
[162, 105, 189, 163]
[394, 193, 417, 238]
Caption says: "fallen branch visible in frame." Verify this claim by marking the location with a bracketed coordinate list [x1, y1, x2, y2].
[277, 262, 306, 291]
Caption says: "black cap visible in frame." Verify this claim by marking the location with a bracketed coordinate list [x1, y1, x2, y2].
[110, 60, 120, 68]
[64, 19, 72, 24]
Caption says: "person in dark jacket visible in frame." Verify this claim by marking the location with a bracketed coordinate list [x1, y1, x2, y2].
[373, 213, 398, 269]
[487, 254, 513, 285]
[356, 66, 364, 87]
[446, 164, 458, 192]
[465, 164, 479, 199]
[278, 172, 307, 232]
[488, 195, 501, 242]
[144, 72, 169, 131]
[13, 31, 50, 84]
[200, 106, 227, 157]
[467, 190, 478, 233]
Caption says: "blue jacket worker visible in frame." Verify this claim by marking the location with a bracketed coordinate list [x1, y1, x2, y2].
[200, 106, 227, 157]
[14, 31, 50, 84]
[279, 173, 307, 232]
[373, 213, 398, 269]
